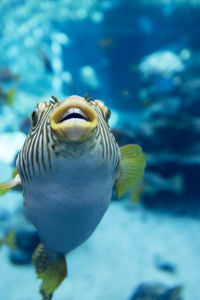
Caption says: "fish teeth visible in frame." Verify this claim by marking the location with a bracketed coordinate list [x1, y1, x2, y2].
[59, 107, 88, 123]
[63, 118, 87, 123]
[62, 108, 88, 120]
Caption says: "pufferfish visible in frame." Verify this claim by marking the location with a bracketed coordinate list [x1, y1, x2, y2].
[0, 95, 145, 299]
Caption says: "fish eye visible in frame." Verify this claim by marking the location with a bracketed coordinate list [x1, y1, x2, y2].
[106, 108, 111, 121]
[94, 100, 111, 121]
[31, 109, 38, 126]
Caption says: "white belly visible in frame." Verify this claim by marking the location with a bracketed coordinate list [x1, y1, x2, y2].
[24, 159, 115, 254]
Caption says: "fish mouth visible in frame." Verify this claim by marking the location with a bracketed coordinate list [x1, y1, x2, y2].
[58, 107, 89, 123]
[50, 96, 98, 141]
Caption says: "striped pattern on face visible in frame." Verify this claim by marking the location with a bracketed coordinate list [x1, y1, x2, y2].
[17, 101, 57, 184]
[90, 100, 120, 173]
[17, 97, 120, 185]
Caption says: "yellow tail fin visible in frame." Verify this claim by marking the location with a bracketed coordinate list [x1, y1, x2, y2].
[33, 243, 67, 298]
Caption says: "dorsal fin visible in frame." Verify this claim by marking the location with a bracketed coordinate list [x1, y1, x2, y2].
[50, 96, 59, 105]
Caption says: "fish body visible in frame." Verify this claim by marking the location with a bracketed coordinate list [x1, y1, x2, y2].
[24, 141, 117, 254]
[0, 95, 145, 298]
[17, 95, 120, 254]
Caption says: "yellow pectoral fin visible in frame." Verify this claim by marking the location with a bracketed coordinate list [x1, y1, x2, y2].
[130, 180, 145, 205]
[12, 167, 18, 179]
[0, 173, 21, 196]
[115, 144, 146, 198]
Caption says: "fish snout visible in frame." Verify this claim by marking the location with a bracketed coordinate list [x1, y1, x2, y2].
[50, 96, 98, 141]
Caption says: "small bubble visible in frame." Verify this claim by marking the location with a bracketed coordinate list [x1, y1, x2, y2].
[90, 11, 104, 23]
[62, 71, 72, 83]
[180, 49, 191, 60]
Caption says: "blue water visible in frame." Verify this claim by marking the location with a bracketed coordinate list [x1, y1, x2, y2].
[0, 1, 200, 299]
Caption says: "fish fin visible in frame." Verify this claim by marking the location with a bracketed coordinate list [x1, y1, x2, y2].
[115, 144, 146, 198]
[0, 173, 21, 196]
[12, 167, 18, 179]
[32, 243, 67, 298]
[130, 180, 145, 205]
[4, 231, 17, 249]
[6, 87, 16, 106]
[40, 290, 53, 300]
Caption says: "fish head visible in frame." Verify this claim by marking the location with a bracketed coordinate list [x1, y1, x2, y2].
[26, 95, 117, 176]
[49, 95, 111, 142]
[28, 94, 113, 161]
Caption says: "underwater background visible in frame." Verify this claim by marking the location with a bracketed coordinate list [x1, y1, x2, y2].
[0, 0, 200, 299]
